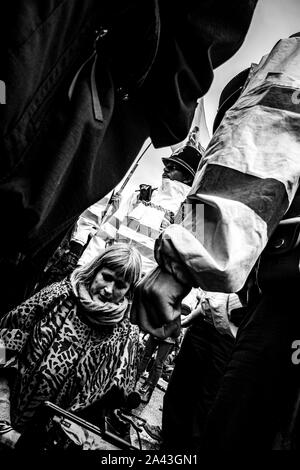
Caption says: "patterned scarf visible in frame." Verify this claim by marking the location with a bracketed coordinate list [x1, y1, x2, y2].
[73, 282, 128, 327]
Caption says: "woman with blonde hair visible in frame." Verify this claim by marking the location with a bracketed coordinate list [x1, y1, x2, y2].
[0, 243, 142, 449]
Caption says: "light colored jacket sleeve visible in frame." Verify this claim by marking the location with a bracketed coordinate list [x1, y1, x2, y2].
[155, 37, 300, 293]
[71, 215, 99, 246]
[201, 292, 242, 337]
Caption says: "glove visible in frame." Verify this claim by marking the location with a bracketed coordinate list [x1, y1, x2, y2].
[131, 267, 191, 338]
[0, 428, 21, 449]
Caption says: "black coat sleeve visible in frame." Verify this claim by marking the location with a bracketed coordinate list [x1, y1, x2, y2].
[142, 0, 258, 146]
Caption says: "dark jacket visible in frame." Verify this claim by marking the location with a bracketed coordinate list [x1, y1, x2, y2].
[0, 0, 257, 309]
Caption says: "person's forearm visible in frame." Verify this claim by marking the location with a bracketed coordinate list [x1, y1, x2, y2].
[155, 37, 300, 293]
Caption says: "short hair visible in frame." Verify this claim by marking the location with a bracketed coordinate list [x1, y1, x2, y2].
[71, 243, 142, 297]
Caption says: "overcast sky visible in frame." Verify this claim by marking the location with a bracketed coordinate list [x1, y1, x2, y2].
[116, 0, 300, 199]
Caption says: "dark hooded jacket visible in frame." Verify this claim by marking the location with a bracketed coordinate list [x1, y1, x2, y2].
[0, 0, 257, 310]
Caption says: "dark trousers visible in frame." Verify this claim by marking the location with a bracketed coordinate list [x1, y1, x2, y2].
[138, 336, 174, 390]
[161, 319, 235, 451]
[203, 287, 300, 450]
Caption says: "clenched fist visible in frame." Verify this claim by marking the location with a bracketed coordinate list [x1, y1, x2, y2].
[131, 267, 191, 338]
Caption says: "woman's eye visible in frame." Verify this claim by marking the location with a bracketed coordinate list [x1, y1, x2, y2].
[102, 274, 113, 282]
[116, 282, 126, 289]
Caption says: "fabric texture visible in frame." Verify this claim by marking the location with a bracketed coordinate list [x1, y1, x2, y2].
[0, 0, 257, 312]
[0, 279, 140, 432]
[0, 378, 11, 424]
[155, 36, 300, 294]
[74, 282, 128, 327]
[162, 319, 235, 451]
[198, 291, 242, 338]
[202, 288, 300, 450]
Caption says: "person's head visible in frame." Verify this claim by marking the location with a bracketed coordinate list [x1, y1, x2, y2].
[71, 243, 142, 303]
[161, 145, 202, 186]
[138, 184, 153, 202]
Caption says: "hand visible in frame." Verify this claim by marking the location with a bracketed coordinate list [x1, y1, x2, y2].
[181, 305, 203, 328]
[111, 192, 122, 208]
[131, 267, 191, 338]
[160, 219, 170, 230]
[0, 429, 21, 449]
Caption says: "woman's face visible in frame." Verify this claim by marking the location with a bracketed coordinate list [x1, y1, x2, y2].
[90, 267, 130, 304]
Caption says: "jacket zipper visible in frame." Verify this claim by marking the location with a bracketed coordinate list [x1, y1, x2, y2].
[68, 28, 107, 122]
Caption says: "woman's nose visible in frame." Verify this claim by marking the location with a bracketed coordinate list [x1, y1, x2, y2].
[104, 282, 114, 294]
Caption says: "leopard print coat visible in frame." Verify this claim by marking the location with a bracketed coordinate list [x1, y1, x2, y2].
[0, 279, 140, 432]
